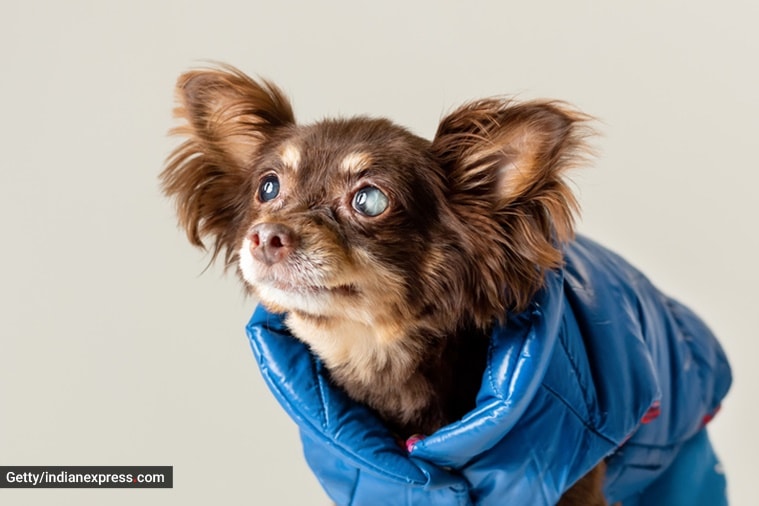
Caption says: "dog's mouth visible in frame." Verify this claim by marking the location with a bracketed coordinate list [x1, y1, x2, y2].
[254, 275, 363, 316]
[238, 236, 363, 312]
[269, 280, 359, 297]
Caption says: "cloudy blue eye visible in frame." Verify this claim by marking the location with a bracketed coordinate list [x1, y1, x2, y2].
[258, 174, 280, 202]
[352, 186, 389, 217]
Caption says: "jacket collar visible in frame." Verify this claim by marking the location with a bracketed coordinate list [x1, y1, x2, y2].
[246, 268, 565, 481]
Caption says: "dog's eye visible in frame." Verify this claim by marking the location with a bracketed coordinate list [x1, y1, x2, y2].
[258, 174, 280, 202]
[352, 186, 388, 217]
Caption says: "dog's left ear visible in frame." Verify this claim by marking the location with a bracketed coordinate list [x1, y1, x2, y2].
[431, 98, 590, 229]
[430, 99, 592, 311]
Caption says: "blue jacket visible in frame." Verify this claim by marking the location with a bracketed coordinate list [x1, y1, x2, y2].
[246, 236, 732, 505]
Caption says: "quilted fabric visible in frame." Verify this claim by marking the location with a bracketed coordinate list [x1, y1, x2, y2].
[246, 236, 732, 505]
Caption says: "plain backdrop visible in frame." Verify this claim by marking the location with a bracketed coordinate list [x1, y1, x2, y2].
[1, 1, 756, 504]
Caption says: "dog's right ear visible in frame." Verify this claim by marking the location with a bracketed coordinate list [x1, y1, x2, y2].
[161, 65, 294, 264]
[430, 98, 592, 315]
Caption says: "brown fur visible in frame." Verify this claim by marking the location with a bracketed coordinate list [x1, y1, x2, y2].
[161, 64, 603, 504]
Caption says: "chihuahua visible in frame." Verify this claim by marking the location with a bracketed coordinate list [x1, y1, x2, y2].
[161, 65, 606, 504]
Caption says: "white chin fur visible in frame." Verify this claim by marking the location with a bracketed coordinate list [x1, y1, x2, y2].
[238, 238, 259, 286]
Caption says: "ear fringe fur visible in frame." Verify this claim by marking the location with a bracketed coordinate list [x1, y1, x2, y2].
[160, 65, 294, 267]
[432, 98, 595, 317]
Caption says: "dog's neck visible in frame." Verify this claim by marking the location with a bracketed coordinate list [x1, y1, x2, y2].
[285, 311, 489, 436]
[286, 312, 418, 381]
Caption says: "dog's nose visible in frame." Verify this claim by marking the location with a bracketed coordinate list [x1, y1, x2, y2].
[249, 223, 297, 266]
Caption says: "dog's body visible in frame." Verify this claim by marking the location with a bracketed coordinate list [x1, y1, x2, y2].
[162, 65, 728, 505]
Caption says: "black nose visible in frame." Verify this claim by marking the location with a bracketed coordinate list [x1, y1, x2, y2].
[248, 223, 297, 266]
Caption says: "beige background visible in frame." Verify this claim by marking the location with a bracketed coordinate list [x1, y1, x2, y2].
[1, 1, 756, 504]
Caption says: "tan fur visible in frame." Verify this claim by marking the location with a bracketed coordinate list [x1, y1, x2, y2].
[339, 151, 372, 174]
[279, 142, 302, 171]
[557, 462, 609, 506]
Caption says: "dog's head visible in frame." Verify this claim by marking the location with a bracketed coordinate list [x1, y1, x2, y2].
[162, 65, 590, 358]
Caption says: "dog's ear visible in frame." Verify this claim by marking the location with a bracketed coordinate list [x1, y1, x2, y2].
[431, 99, 592, 311]
[161, 65, 294, 264]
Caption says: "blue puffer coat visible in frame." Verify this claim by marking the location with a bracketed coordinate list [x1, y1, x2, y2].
[246, 236, 732, 505]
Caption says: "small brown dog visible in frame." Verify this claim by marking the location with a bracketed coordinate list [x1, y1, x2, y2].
[162, 65, 606, 504]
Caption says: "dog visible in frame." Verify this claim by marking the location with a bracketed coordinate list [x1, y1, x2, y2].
[161, 65, 730, 505]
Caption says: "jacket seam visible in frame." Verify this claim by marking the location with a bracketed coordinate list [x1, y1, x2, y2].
[554, 319, 593, 421]
[540, 383, 618, 448]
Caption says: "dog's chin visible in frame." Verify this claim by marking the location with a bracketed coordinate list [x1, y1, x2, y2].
[238, 246, 358, 316]
[252, 280, 360, 317]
